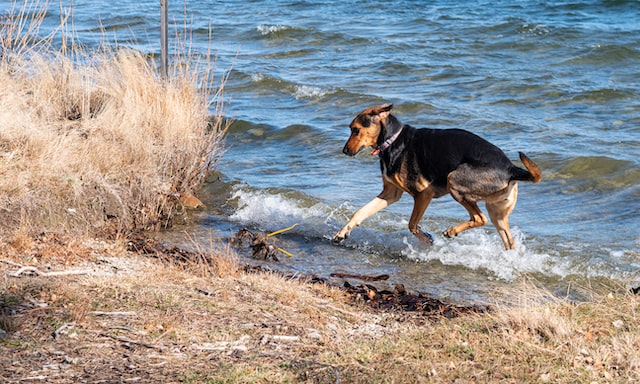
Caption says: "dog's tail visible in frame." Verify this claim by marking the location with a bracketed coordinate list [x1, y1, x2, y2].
[510, 152, 542, 183]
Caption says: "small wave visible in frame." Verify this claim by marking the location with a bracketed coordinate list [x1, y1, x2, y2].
[293, 85, 329, 99]
[257, 24, 291, 36]
[563, 45, 640, 66]
[228, 186, 330, 236]
[518, 23, 550, 36]
[248, 72, 330, 99]
[250, 73, 265, 83]
[555, 156, 640, 192]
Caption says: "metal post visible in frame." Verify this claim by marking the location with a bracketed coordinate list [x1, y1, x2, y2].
[160, 0, 169, 78]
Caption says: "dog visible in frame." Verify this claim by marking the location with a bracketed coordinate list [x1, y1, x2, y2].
[332, 104, 541, 250]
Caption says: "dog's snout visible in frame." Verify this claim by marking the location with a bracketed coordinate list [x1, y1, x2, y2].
[342, 145, 351, 156]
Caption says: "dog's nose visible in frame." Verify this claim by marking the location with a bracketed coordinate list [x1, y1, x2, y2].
[342, 145, 351, 156]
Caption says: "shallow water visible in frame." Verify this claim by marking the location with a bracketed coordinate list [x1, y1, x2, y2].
[7, 0, 639, 302]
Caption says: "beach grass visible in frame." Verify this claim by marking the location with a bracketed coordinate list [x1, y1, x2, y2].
[0, 0, 226, 239]
[1, 2, 640, 383]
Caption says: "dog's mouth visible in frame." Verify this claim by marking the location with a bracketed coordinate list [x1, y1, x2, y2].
[342, 144, 364, 157]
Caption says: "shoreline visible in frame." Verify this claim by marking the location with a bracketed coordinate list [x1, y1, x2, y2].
[2, 231, 640, 382]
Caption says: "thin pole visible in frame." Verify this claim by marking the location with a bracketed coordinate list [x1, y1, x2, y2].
[160, 0, 169, 78]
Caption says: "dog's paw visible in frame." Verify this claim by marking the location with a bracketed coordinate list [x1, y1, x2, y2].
[414, 230, 434, 245]
[421, 231, 434, 245]
[331, 234, 346, 244]
[443, 227, 458, 238]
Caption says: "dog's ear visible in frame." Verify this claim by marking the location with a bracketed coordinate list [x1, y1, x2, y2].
[371, 104, 393, 122]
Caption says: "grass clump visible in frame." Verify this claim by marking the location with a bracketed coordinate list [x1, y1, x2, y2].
[0, 0, 226, 239]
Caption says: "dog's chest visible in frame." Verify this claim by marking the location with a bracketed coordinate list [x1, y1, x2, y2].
[381, 157, 431, 194]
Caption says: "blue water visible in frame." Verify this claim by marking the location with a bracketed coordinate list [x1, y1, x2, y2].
[6, 0, 639, 301]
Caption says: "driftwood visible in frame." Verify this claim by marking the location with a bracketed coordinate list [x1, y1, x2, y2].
[3, 262, 90, 278]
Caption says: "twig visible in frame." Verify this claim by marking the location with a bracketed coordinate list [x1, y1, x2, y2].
[99, 332, 163, 351]
[109, 326, 148, 336]
[0, 259, 24, 267]
[330, 272, 390, 281]
[195, 287, 215, 296]
[89, 311, 137, 317]
[267, 223, 299, 237]
[52, 322, 75, 339]
[268, 223, 299, 257]
[17, 375, 49, 382]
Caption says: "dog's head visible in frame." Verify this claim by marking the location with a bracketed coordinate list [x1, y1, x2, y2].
[342, 104, 393, 156]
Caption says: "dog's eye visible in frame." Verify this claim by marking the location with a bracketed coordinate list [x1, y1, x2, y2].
[360, 116, 371, 127]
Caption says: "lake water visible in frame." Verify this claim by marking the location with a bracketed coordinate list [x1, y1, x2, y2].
[9, 0, 639, 302]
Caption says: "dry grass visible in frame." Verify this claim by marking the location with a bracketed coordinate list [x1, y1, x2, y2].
[0, 0, 226, 239]
[1, 236, 640, 383]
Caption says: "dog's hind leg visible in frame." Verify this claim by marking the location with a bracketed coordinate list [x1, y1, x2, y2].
[444, 168, 488, 238]
[332, 181, 403, 243]
[443, 200, 488, 238]
[486, 183, 518, 250]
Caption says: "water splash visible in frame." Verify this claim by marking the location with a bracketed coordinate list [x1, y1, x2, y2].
[401, 230, 565, 281]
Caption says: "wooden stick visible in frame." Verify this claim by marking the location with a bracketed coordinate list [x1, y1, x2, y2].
[267, 223, 299, 237]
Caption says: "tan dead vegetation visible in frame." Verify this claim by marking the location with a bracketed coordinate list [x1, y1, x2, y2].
[0, 0, 226, 239]
[1, 235, 640, 383]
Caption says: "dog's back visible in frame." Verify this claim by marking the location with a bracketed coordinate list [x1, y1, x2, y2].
[384, 124, 536, 193]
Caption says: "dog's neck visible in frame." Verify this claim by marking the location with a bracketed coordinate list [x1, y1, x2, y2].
[372, 115, 404, 156]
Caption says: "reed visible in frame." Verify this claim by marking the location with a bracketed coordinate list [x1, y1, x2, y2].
[0, 0, 227, 238]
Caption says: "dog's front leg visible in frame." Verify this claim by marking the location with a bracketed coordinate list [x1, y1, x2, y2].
[332, 182, 402, 243]
[408, 190, 435, 244]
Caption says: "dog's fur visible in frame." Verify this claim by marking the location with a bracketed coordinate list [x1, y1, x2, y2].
[332, 104, 541, 250]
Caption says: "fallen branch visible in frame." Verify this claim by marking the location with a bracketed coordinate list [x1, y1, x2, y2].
[6, 265, 90, 278]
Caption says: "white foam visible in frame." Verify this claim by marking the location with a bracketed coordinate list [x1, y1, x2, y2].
[401, 229, 568, 281]
[250, 73, 265, 82]
[293, 85, 326, 99]
[257, 24, 289, 35]
[229, 187, 326, 231]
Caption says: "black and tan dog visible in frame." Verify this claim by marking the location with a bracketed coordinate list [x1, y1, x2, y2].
[332, 104, 541, 250]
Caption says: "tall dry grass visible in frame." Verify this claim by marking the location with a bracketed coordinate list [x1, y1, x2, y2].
[0, 1, 226, 238]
